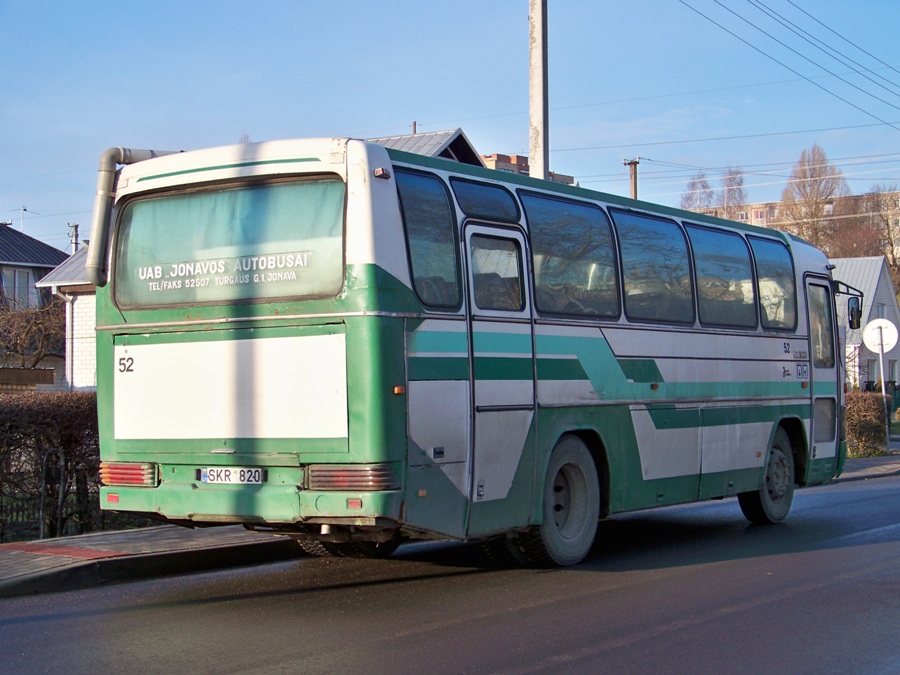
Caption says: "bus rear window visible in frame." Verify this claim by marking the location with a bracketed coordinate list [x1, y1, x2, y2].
[114, 178, 345, 307]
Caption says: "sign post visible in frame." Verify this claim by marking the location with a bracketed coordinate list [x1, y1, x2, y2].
[862, 318, 899, 446]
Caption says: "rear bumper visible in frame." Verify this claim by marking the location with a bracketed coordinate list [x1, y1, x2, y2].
[100, 481, 403, 526]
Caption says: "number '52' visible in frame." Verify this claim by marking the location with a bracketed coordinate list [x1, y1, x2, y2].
[118, 357, 134, 373]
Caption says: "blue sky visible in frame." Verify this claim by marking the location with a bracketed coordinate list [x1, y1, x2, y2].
[3, 0, 900, 252]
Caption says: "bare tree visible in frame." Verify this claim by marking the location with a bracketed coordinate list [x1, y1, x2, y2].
[0, 297, 66, 369]
[717, 167, 746, 221]
[780, 144, 849, 252]
[827, 194, 882, 259]
[857, 184, 900, 287]
[681, 171, 714, 211]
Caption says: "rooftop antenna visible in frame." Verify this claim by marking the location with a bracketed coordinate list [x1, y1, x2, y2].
[11, 206, 39, 231]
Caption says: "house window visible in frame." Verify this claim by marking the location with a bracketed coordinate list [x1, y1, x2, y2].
[865, 359, 877, 389]
[0, 267, 37, 309]
[876, 303, 886, 319]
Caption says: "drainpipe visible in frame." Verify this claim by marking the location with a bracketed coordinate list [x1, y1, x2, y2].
[85, 147, 176, 287]
[50, 285, 75, 390]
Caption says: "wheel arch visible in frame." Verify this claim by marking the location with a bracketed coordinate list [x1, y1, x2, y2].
[776, 416, 808, 486]
[567, 429, 610, 519]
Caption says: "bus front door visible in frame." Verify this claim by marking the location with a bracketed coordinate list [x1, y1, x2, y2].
[805, 278, 840, 482]
[463, 224, 536, 536]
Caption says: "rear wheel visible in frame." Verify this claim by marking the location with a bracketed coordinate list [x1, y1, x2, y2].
[296, 535, 401, 558]
[320, 539, 402, 559]
[738, 427, 795, 524]
[510, 435, 600, 566]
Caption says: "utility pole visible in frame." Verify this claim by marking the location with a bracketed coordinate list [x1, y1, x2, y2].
[68, 223, 80, 253]
[529, 0, 549, 180]
[624, 157, 640, 199]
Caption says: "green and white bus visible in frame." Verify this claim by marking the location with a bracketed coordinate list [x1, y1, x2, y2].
[90, 138, 862, 566]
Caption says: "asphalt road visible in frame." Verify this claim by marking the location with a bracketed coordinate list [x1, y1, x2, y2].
[1, 476, 898, 675]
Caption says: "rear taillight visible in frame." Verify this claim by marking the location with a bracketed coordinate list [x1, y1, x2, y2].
[307, 463, 399, 491]
[100, 462, 158, 487]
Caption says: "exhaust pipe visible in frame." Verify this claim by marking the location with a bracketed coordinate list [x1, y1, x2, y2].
[85, 147, 176, 287]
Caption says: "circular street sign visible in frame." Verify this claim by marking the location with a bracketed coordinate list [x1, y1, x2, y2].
[862, 318, 899, 353]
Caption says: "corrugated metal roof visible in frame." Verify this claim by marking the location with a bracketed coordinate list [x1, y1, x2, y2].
[831, 256, 883, 304]
[0, 224, 69, 268]
[368, 128, 485, 167]
[830, 256, 893, 328]
[35, 246, 89, 288]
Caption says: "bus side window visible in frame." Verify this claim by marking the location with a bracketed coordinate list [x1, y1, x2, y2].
[396, 169, 462, 309]
[748, 237, 797, 331]
[470, 235, 525, 312]
[520, 192, 619, 318]
[686, 225, 757, 329]
[611, 209, 694, 324]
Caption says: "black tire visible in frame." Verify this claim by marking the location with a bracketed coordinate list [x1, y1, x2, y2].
[296, 539, 332, 557]
[511, 435, 600, 566]
[320, 538, 402, 559]
[738, 427, 795, 524]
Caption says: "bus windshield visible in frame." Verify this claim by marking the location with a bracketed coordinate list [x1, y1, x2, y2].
[114, 177, 345, 307]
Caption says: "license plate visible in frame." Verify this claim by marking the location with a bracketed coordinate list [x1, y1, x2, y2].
[201, 467, 264, 484]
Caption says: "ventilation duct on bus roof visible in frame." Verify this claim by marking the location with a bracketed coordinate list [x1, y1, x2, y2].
[86, 147, 177, 287]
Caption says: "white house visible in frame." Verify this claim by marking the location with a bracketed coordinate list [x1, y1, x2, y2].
[34, 247, 96, 391]
[831, 256, 900, 390]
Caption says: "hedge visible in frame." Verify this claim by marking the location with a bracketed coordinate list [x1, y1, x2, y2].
[845, 392, 890, 458]
[0, 391, 152, 542]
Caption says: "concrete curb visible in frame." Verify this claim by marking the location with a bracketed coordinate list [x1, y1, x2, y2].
[0, 535, 303, 599]
[835, 466, 900, 483]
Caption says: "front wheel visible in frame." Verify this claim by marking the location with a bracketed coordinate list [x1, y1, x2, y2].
[738, 427, 795, 524]
[511, 435, 600, 566]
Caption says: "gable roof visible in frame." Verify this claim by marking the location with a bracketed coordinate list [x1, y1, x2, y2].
[0, 223, 69, 269]
[830, 256, 891, 326]
[35, 246, 89, 289]
[830, 256, 884, 299]
[368, 128, 485, 167]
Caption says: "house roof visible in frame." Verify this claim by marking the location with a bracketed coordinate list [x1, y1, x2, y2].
[35, 246, 89, 289]
[831, 256, 884, 297]
[368, 128, 484, 167]
[0, 223, 69, 269]
[830, 256, 889, 326]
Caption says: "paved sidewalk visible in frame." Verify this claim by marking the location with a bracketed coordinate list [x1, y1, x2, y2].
[0, 524, 303, 599]
[2, 455, 899, 599]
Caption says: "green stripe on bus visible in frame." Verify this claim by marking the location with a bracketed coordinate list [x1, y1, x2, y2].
[645, 403, 809, 429]
[408, 330, 468, 354]
[137, 157, 321, 182]
[617, 358, 665, 383]
[536, 357, 590, 381]
[408, 356, 469, 381]
[474, 355, 534, 380]
[472, 331, 533, 354]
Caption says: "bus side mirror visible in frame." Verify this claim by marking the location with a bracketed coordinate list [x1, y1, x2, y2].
[848, 296, 862, 330]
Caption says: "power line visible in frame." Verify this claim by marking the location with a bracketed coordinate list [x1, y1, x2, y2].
[552, 119, 895, 153]
[786, 0, 900, 80]
[676, 0, 900, 132]
[715, 0, 900, 112]
[748, 0, 900, 99]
